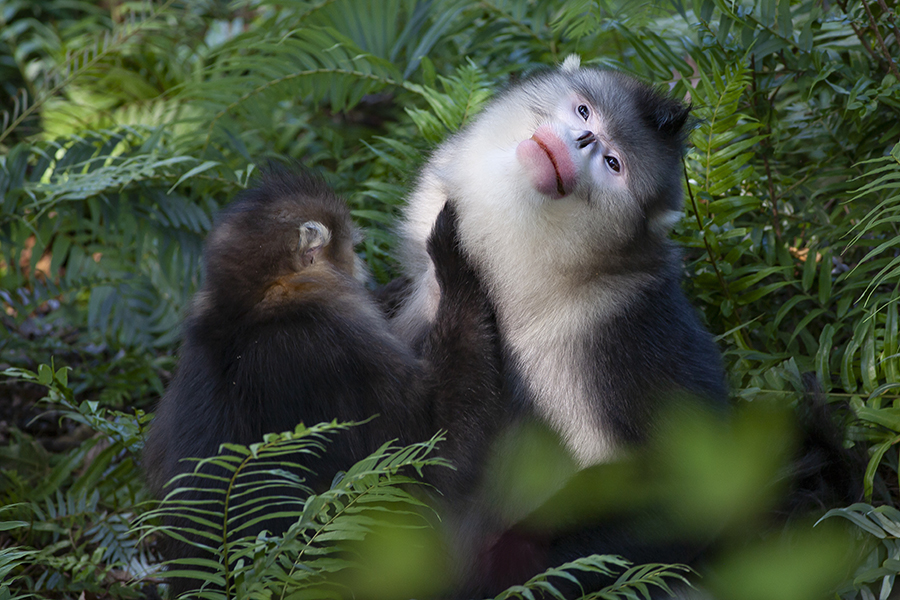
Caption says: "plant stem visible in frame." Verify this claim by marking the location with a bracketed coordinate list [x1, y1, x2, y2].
[751, 57, 783, 242]
[876, 0, 900, 55]
[861, 0, 900, 79]
[836, 0, 882, 69]
[683, 159, 751, 349]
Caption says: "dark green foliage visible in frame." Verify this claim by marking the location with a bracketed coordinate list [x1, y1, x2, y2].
[135, 426, 694, 599]
[0, 365, 152, 597]
[138, 423, 450, 599]
[0, 0, 898, 598]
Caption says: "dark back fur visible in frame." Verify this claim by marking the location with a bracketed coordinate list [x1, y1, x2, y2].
[585, 262, 727, 444]
[142, 171, 429, 594]
[143, 171, 504, 597]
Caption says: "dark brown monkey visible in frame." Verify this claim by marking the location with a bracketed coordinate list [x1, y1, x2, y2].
[143, 170, 502, 596]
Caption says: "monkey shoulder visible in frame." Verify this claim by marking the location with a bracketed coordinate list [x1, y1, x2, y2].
[587, 272, 727, 408]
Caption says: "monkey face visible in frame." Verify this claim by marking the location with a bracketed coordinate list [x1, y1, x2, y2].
[438, 61, 690, 268]
[511, 70, 686, 214]
[513, 96, 629, 202]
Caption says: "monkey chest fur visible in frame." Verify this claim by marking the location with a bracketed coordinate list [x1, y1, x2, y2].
[497, 278, 649, 467]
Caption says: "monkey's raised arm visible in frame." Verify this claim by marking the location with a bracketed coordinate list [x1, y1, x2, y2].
[419, 201, 505, 499]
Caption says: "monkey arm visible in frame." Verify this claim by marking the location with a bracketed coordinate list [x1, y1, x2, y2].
[419, 201, 505, 499]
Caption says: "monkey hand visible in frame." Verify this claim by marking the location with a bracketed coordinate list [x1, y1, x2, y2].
[428, 202, 481, 300]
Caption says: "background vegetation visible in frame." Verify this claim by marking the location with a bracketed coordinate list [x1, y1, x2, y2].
[0, 0, 898, 598]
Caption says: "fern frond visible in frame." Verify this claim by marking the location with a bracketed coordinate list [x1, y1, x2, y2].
[138, 426, 449, 598]
[0, 547, 39, 590]
[0, 367, 152, 592]
[0, 126, 243, 346]
[0, 0, 178, 145]
[1, 89, 31, 137]
[404, 62, 493, 143]
[677, 59, 771, 345]
[844, 143, 900, 304]
[473, 0, 560, 54]
[820, 503, 900, 600]
[183, 26, 403, 149]
[267, 0, 463, 80]
[495, 554, 692, 600]
[689, 63, 765, 197]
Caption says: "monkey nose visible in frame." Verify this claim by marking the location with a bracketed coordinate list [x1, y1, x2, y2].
[576, 131, 596, 149]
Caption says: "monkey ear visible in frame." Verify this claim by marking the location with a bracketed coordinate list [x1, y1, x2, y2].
[651, 98, 692, 139]
[561, 54, 581, 72]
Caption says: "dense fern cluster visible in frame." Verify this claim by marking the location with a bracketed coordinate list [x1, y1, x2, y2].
[0, 0, 898, 598]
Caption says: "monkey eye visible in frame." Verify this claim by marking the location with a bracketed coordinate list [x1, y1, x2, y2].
[577, 104, 590, 120]
[605, 155, 621, 173]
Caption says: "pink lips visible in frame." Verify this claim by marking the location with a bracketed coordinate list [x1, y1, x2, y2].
[515, 125, 577, 199]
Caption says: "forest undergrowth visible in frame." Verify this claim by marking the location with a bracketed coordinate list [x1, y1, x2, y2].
[1, 0, 899, 598]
